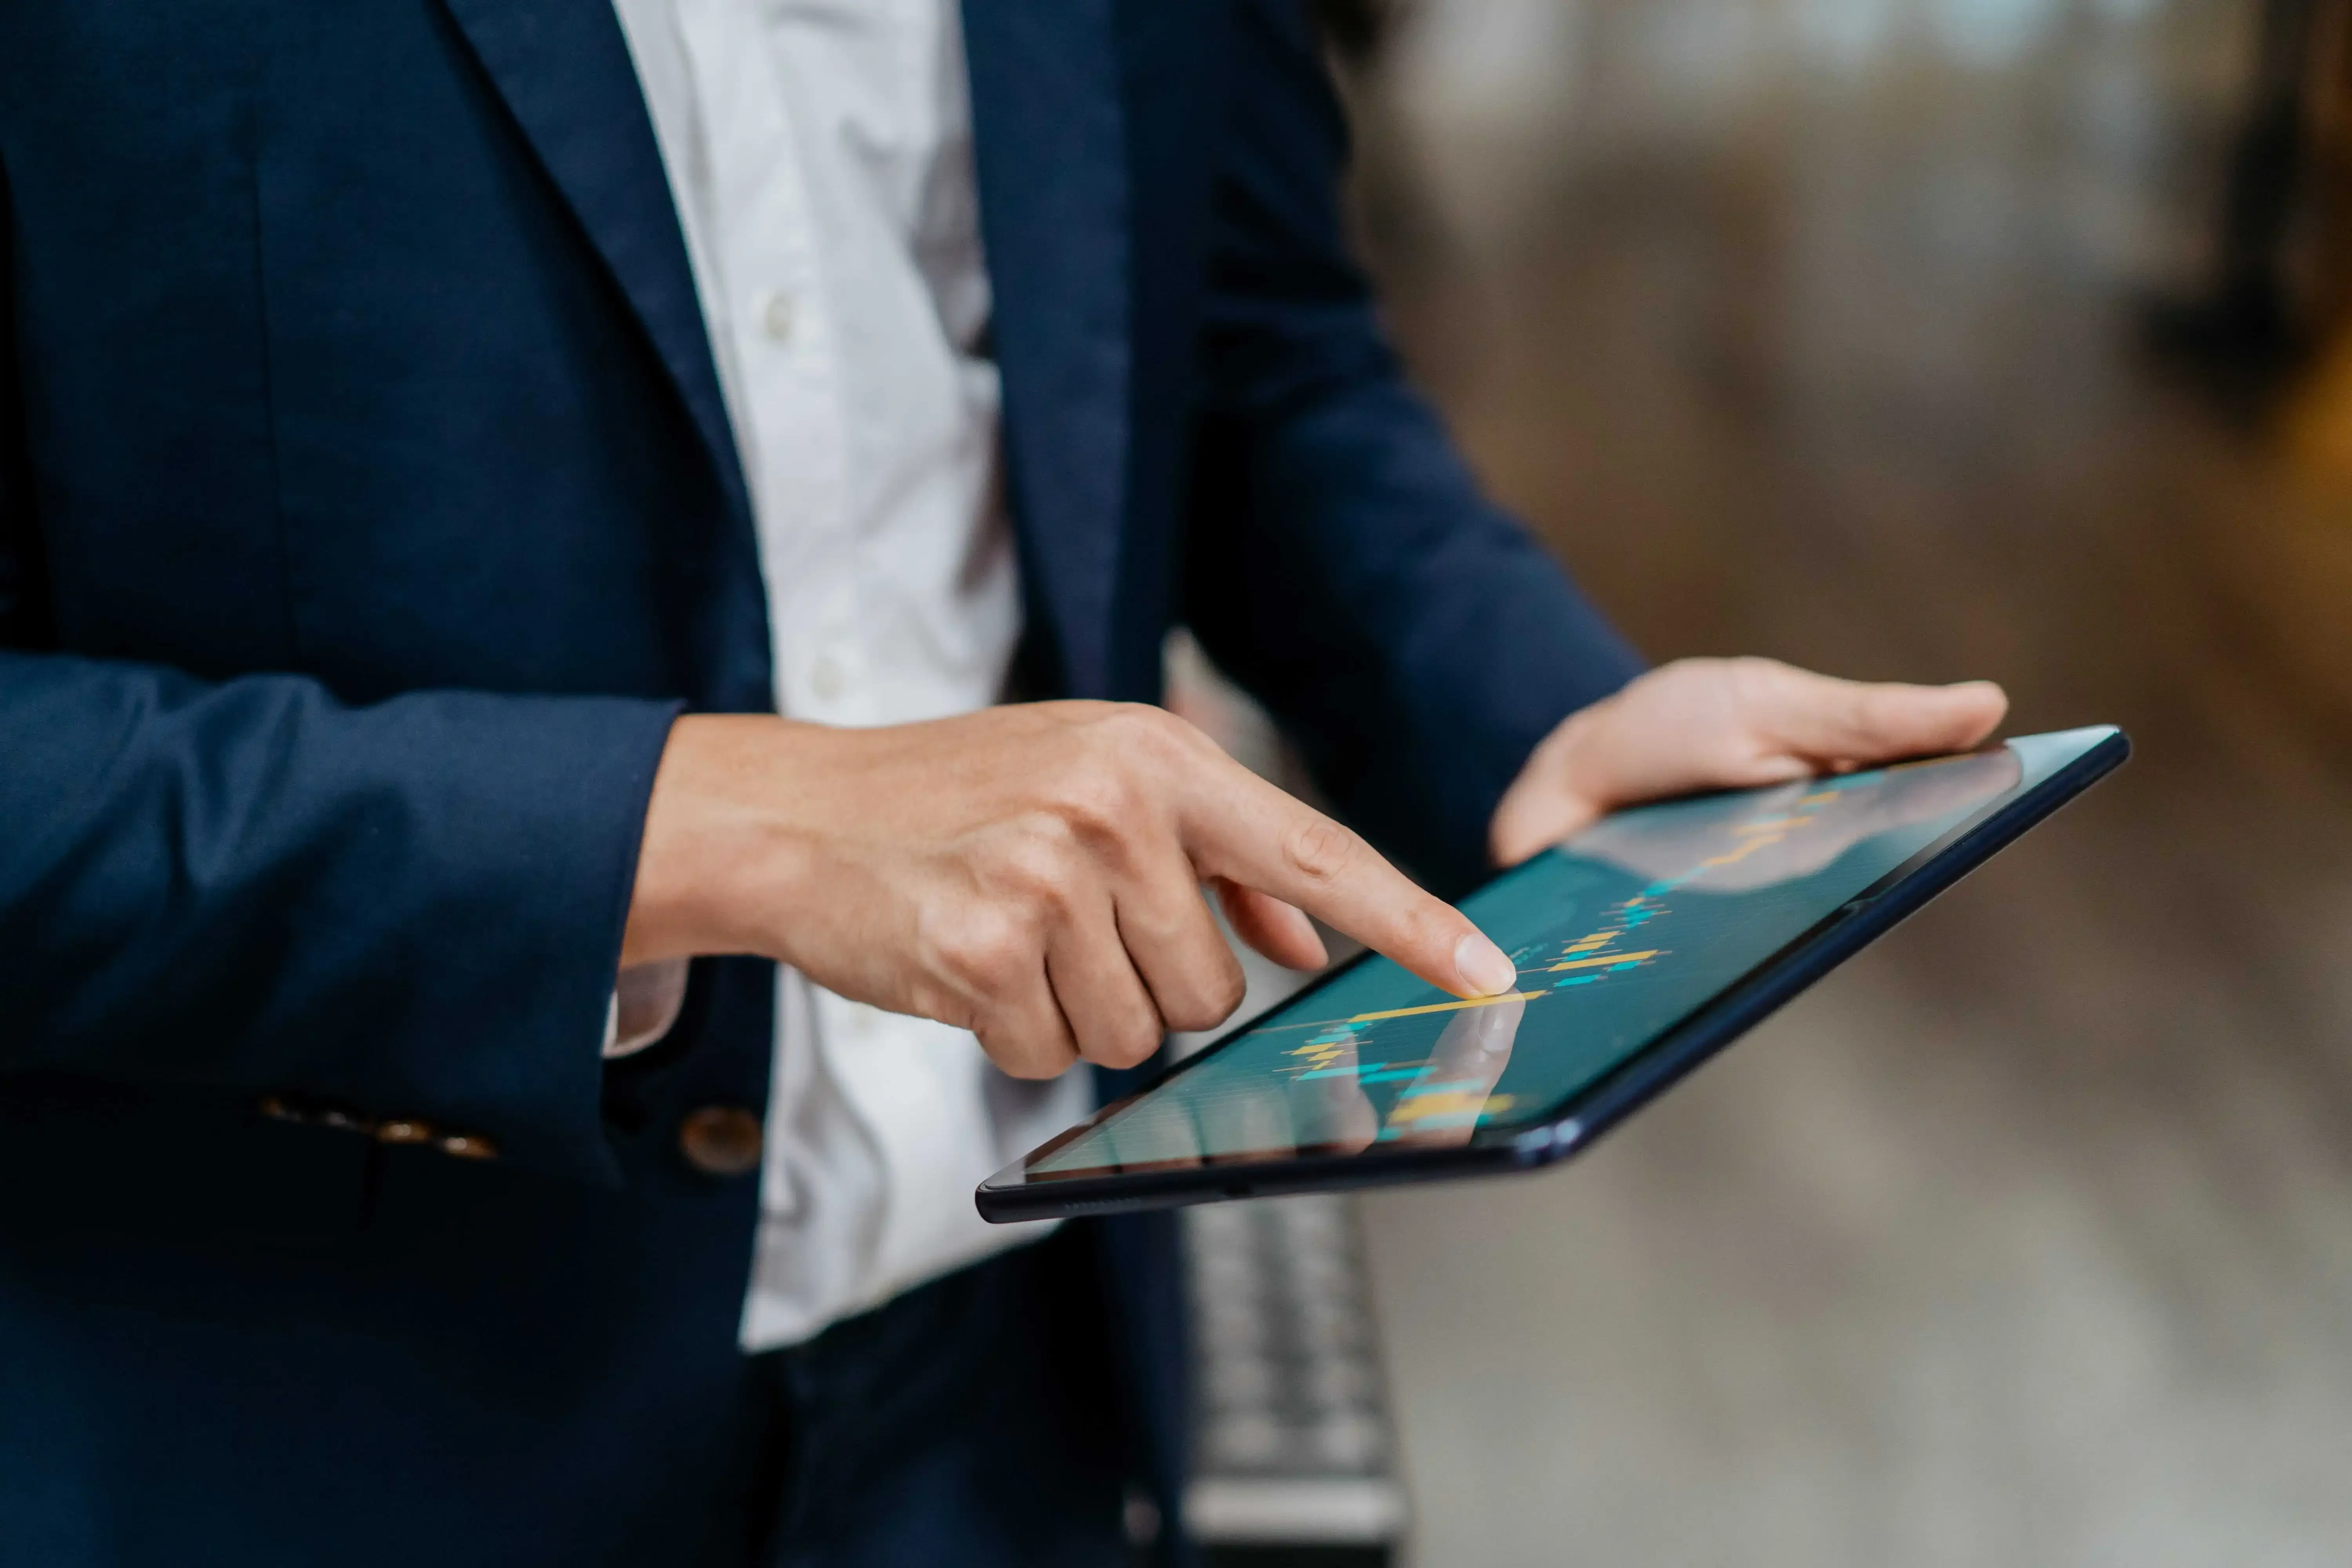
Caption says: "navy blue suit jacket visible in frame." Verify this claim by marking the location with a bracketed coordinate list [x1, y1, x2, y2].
[0, 1, 1640, 1562]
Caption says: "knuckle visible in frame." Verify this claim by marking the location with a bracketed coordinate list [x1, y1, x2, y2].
[978, 1022, 1071, 1081]
[1065, 699, 1151, 751]
[1158, 997, 1211, 1035]
[1395, 898, 1460, 965]
[1089, 1010, 1163, 1071]
[1212, 958, 1248, 1018]
[1095, 702, 1200, 771]
[1162, 991, 1232, 1037]
[1282, 816, 1364, 887]
[1102, 700, 1176, 744]
[1850, 682, 1898, 732]
[1727, 655, 1793, 701]
[929, 905, 1034, 994]
[1163, 956, 1246, 1034]
[1051, 762, 1144, 844]
[993, 816, 1087, 906]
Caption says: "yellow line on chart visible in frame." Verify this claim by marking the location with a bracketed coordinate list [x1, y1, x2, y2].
[1345, 991, 1548, 1025]
[1699, 833, 1782, 869]
[1547, 949, 1661, 972]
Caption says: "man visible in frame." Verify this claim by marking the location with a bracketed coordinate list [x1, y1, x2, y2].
[0, 2, 2004, 1564]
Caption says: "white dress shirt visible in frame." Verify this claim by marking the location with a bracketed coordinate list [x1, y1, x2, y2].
[609, 0, 1092, 1350]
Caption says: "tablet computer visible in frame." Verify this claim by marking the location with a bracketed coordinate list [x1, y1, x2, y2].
[976, 724, 2127, 1223]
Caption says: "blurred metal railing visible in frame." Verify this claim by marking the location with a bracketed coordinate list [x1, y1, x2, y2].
[1186, 1196, 1406, 1568]
[1164, 632, 1410, 1568]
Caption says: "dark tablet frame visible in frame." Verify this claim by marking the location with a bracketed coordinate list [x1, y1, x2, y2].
[976, 725, 2130, 1223]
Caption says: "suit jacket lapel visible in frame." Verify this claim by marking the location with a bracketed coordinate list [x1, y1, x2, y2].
[435, 0, 1128, 692]
[436, 0, 752, 530]
[964, 0, 1132, 699]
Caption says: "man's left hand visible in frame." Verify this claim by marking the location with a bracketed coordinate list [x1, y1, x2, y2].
[1489, 657, 2010, 866]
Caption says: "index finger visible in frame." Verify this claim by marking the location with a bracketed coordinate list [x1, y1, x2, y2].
[1174, 754, 1519, 1001]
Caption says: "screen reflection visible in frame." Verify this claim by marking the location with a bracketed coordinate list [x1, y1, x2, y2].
[1031, 735, 2101, 1180]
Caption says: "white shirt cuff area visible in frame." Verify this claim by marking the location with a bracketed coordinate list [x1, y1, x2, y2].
[601, 958, 693, 1058]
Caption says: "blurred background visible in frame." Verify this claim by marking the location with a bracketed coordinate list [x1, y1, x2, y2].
[1173, 0, 2352, 1562]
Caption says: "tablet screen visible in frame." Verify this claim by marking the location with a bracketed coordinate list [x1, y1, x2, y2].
[1028, 729, 2105, 1178]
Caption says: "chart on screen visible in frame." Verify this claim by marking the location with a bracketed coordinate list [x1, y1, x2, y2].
[1033, 747, 2029, 1173]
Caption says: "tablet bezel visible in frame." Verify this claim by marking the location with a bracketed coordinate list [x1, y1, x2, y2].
[975, 725, 2129, 1222]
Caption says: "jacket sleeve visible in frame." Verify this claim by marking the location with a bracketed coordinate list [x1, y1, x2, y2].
[1183, 0, 1645, 897]
[0, 160, 675, 1186]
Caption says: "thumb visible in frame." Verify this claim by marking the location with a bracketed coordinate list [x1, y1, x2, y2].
[1748, 665, 2007, 766]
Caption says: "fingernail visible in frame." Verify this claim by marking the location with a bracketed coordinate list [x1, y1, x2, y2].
[1455, 931, 1518, 997]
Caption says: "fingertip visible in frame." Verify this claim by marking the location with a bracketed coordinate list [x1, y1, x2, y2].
[1942, 678, 2009, 739]
[1453, 930, 1518, 998]
[1868, 677, 2007, 752]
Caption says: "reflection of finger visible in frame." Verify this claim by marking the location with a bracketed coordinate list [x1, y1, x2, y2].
[1576, 749, 2025, 888]
[1430, 993, 1524, 1082]
[1289, 1078, 1378, 1155]
[1285, 1035, 1379, 1155]
[1835, 749, 2023, 840]
[1571, 781, 1810, 879]
[1214, 878, 1328, 972]
[1195, 1080, 1297, 1165]
[1394, 996, 1525, 1147]
[1675, 746, 2024, 888]
[1096, 1094, 1205, 1170]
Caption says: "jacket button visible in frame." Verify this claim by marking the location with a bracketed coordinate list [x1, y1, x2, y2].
[678, 1106, 764, 1178]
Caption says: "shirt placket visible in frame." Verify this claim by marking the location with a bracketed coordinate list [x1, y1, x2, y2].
[675, 0, 862, 728]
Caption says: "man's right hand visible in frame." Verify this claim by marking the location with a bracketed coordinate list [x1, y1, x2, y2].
[620, 702, 1520, 1078]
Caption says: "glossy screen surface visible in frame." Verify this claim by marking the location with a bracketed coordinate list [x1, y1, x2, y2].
[1026, 729, 2109, 1179]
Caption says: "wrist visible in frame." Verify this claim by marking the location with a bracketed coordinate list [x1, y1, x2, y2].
[621, 714, 818, 967]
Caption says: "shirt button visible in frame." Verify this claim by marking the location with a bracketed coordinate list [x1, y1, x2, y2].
[810, 653, 848, 701]
[758, 289, 796, 344]
[678, 1105, 765, 1179]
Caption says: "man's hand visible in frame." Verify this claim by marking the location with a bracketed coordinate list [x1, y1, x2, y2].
[1490, 657, 2010, 866]
[622, 702, 1520, 1078]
